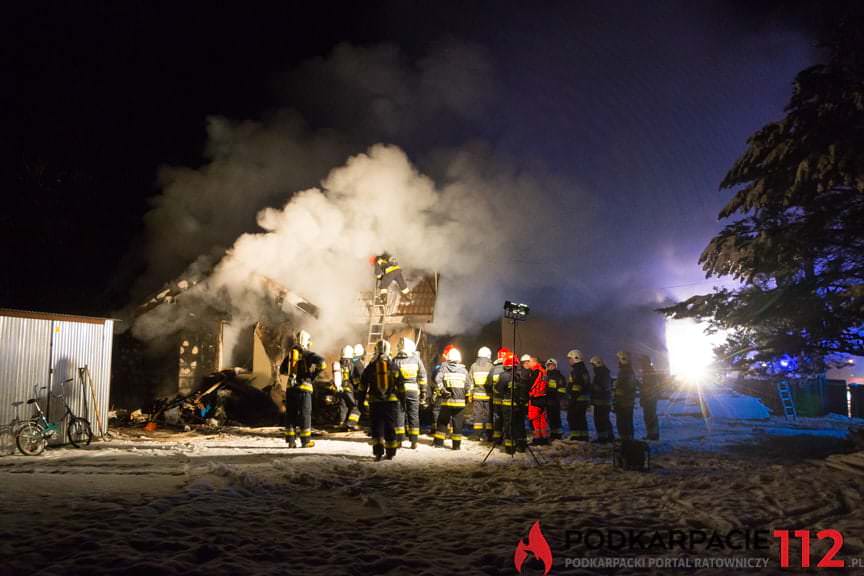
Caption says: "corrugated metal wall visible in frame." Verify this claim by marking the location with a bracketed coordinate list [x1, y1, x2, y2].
[0, 316, 52, 453]
[0, 312, 113, 450]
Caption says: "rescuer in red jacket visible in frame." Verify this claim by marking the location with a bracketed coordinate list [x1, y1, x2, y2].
[523, 354, 550, 446]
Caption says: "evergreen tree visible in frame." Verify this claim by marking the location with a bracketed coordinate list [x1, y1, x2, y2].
[662, 25, 864, 371]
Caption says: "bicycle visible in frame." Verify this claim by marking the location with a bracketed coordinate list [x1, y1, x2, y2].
[15, 379, 94, 456]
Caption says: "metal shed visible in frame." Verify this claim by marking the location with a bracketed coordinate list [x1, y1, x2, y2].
[0, 309, 114, 448]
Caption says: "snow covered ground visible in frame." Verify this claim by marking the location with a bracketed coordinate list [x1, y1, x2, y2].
[1, 405, 863, 575]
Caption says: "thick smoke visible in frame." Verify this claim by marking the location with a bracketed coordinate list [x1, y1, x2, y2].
[134, 143, 589, 351]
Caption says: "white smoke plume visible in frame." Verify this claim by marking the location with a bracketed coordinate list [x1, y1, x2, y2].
[133, 143, 590, 352]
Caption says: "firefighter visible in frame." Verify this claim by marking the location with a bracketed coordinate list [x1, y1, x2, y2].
[615, 351, 638, 440]
[545, 358, 565, 440]
[499, 352, 529, 454]
[433, 347, 469, 450]
[524, 355, 549, 446]
[639, 355, 661, 441]
[428, 344, 454, 437]
[393, 337, 427, 449]
[280, 330, 325, 448]
[486, 347, 511, 445]
[333, 345, 361, 431]
[566, 349, 592, 441]
[468, 346, 494, 442]
[374, 253, 411, 299]
[589, 356, 614, 442]
[360, 340, 403, 461]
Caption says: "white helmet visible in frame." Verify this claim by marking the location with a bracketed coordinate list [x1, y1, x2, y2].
[295, 330, 312, 350]
[398, 337, 416, 355]
[617, 350, 630, 364]
[546, 358, 558, 368]
[477, 346, 492, 360]
[567, 349, 584, 362]
[590, 355, 604, 367]
[446, 347, 462, 363]
[353, 344, 365, 358]
[341, 345, 354, 359]
[520, 354, 532, 363]
[375, 340, 391, 356]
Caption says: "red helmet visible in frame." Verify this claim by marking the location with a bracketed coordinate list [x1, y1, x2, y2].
[496, 347, 511, 361]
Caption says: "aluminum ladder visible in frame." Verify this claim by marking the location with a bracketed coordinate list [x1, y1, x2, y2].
[776, 380, 797, 420]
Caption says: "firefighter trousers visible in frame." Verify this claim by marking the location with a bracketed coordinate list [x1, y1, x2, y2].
[403, 391, 421, 444]
[380, 269, 408, 294]
[285, 388, 313, 446]
[615, 405, 635, 440]
[492, 402, 504, 443]
[528, 404, 549, 439]
[435, 405, 465, 449]
[370, 401, 400, 459]
[338, 386, 360, 428]
[641, 397, 659, 440]
[501, 404, 527, 453]
[547, 390, 563, 438]
[395, 399, 406, 441]
[568, 400, 590, 441]
[593, 404, 614, 442]
[472, 399, 492, 440]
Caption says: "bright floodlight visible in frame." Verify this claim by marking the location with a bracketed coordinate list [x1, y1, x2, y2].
[665, 318, 725, 384]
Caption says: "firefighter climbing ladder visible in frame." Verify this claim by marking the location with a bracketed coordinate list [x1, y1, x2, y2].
[776, 380, 798, 420]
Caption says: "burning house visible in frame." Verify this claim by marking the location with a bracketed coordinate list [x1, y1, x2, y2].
[112, 265, 439, 427]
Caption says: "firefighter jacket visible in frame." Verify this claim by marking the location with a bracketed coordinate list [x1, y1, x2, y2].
[435, 361, 469, 407]
[486, 360, 510, 406]
[511, 366, 533, 407]
[467, 358, 493, 402]
[336, 358, 362, 391]
[279, 346, 325, 392]
[374, 254, 401, 279]
[528, 365, 547, 402]
[614, 364, 638, 408]
[640, 368, 662, 402]
[568, 361, 592, 402]
[546, 368, 566, 397]
[393, 352, 427, 403]
[361, 354, 404, 403]
[590, 364, 613, 406]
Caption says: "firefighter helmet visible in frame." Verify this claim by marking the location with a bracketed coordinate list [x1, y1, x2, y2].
[496, 347, 511, 361]
[567, 349, 584, 362]
[294, 330, 312, 350]
[546, 358, 558, 367]
[375, 340, 391, 357]
[590, 355, 604, 367]
[353, 344, 365, 357]
[477, 346, 492, 360]
[617, 350, 630, 364]
[520, 354, 531, 363]
[341, 345, 354, 359]
[398, 337, 416, 355]
[446, 347, 462, 363]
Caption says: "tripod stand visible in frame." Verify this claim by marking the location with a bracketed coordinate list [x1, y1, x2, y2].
[481, 313, 543, 466]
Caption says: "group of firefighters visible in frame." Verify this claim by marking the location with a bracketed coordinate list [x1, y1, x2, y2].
[278, 329, 663, 462]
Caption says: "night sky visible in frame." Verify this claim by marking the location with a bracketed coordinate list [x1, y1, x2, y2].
[4, 1, 855, 319]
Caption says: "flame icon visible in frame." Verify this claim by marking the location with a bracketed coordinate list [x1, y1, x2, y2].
[514, 520, 553, 575]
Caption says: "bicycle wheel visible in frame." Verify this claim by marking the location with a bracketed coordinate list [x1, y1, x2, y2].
[67, 418, 93, 448]
[16, 422, 47, 456]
